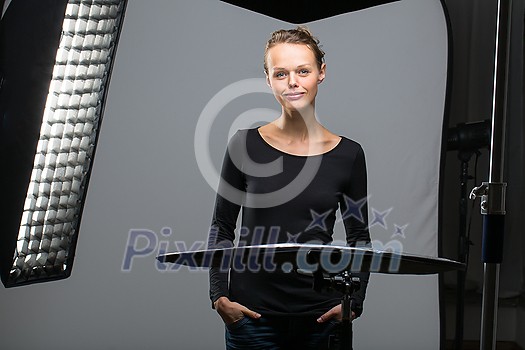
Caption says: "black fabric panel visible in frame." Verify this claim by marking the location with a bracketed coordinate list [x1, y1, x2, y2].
[220, 0, 400, 24]
[437, 0, 454, 347]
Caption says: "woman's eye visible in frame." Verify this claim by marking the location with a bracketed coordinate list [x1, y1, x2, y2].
[299, 69, 310, 75]
[275, 72, 286, 78]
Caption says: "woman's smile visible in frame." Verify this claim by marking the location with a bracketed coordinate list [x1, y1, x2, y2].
[283, 92, 306, 101]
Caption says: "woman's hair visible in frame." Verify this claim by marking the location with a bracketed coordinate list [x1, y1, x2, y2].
[263, 26, 325, 75]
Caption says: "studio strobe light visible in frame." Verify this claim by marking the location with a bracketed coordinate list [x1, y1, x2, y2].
[6, 0, 126, 286]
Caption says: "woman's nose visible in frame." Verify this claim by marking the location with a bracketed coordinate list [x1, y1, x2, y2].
[288, 74, 298, 88]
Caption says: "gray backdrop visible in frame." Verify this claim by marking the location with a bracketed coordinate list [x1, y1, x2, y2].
[0, 0, 449, 349]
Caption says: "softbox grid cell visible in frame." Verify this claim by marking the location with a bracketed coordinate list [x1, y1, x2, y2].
[8, 0, 126, 285]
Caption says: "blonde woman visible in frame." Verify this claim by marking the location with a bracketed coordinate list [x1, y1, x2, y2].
[209, 27, 370, 349]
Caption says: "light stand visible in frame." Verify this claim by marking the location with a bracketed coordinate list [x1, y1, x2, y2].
[312, 269, 361, 350]
[447, 121, 491, 350]
[455, 148, 476, 350]
[469, 0, 512, 349]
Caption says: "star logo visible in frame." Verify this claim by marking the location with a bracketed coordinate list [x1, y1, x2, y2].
[286, 232, 301, 243]
[341, 194, 367, 224]
[392, 224, 408, 239]
[370, 207, 392, 229]
[305, 209, 332, 231]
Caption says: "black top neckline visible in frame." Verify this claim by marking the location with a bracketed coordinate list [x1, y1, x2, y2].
[254, 127, 344, 158]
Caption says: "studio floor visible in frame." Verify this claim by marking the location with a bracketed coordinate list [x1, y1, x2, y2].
[444, 286, 525, 350]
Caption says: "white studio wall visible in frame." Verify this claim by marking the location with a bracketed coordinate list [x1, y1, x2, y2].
[0, 0, 449, 349]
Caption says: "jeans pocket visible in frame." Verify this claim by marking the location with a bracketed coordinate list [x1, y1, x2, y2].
[225, 316, 250, 331]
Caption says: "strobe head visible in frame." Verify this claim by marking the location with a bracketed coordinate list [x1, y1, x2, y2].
[447, 120, 491, 152]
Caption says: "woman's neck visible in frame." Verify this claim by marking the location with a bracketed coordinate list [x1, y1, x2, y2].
[275, 106, 323, 141]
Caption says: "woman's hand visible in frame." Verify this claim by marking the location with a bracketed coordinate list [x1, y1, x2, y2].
[316, 304, 355, 323]
[214, 296, 261, 325]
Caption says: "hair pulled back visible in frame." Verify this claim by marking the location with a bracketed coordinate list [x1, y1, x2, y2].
[264, 26, 325, 75]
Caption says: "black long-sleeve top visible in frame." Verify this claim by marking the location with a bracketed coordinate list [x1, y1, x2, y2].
[208, 127, 370, 317]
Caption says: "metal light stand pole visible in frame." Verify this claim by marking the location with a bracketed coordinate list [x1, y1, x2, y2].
[312, 269, 360, 350]
[469, 0, 512, 349]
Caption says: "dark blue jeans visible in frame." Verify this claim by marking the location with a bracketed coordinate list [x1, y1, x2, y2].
[225, 316, 341, 350]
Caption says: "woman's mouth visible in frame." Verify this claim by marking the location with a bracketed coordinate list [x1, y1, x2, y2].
[284, 92, 305, 101]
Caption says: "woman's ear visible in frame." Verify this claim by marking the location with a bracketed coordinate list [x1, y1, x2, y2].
[266, 74, 272, 88]
[318, 63, 326, 84]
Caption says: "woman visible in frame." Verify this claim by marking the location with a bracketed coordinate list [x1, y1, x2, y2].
[208, 26, 370, 350]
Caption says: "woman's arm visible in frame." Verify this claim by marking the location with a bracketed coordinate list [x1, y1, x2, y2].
[340, 144, 371, 318]
[208, 131, 245, 305]
[208, 130, 261, 323]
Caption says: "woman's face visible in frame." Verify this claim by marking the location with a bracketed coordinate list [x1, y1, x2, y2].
[265, 43, 326, 113]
